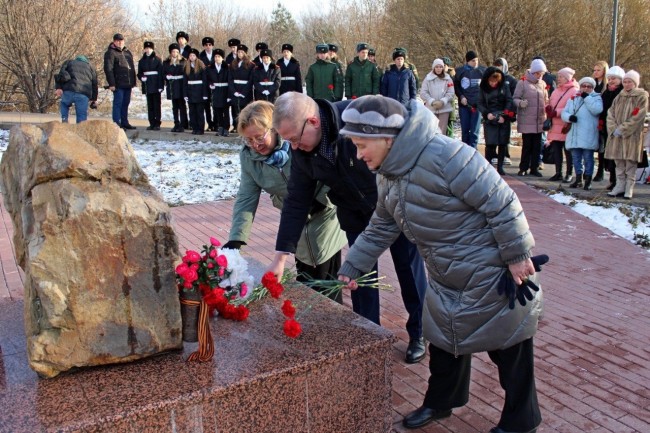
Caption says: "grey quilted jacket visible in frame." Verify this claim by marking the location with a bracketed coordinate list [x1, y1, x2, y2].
[340, 101, 542, 355]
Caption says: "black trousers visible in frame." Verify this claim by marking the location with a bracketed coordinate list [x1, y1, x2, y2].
[519, 133, 542, 172]
[296, 251, 342, 303]
[212, 107, 229, 131]
[550, 140, 573, 175]
[485, 145, 507, 163]
[188, 102, 205, 132]
[146, 92, 161, 127]
[171, 98, 188, 128]
[423, 338, 541, 432]
[203, 94, 213, 129]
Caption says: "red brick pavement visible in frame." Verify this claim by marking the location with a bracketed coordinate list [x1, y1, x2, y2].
[1, 178, 649, 433]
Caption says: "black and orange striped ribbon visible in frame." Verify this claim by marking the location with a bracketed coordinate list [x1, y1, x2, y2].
[180, 298, 214, 362]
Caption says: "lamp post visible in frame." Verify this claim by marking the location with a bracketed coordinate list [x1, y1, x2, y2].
[610, 0, 618, 65]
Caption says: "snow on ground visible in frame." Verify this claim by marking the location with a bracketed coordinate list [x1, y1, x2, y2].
[0, 128, 647, 249]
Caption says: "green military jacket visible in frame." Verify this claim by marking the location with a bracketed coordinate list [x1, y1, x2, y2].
[229, 143, 346, 266]
[345, 57, 380, 98]
[305, 59, 343, 101]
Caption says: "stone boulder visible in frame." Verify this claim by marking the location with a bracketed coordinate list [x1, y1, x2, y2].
[0, 120, 182, 378]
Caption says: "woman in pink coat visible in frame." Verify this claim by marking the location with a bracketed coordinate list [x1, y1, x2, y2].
[545, 67, 579, 182]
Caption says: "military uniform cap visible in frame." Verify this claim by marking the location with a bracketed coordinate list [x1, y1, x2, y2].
[316, 44, 329, 53]
[202, 37, 214, 46]
[228, 38, 241, 47]
[282, 43, 293, 52]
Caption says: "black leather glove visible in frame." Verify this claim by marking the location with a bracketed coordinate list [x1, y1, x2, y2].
[569, 114, 578, 123]
[222, 240, 245, 250]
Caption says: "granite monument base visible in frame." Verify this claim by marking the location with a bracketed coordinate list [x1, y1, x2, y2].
[0, 285, 395, 432]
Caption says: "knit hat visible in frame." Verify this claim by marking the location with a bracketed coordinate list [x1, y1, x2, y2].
[557, 67, 575, 81]
[339, 95, 407, 138]
[143, 41, 154, 49]
[168, 43, 180, 53]
[113, 33, 124, 41]
[202, 37, 214, 46]
[176, 31, 189, 42]
[578, 77, 596, 88]
[227, 38, 240, 47]
[316, 44, 329, 54]
[432, 58, 444, 69]
[356, 43, 369, 52]
[393, 49, 406, 60]
[281, 43, 293, 52]
[530, 58, 547, 74]
[465, 50, 477, 62]
[606, 65, 625, 80]
[624, 70, 640, 87]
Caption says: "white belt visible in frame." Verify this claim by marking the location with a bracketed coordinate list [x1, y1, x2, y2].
[258, 82, 274, 86]
[168, 75, 183, 80]
[213, 82, 228, 87]
[187, 80, 202, 85]
[281, 77, 296, 81]
[143, 71, 158, 76]
[233, 80, 248, 84]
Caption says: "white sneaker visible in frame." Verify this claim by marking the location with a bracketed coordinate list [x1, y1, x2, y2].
[504, 157, 512, 165]
[491, 158, 498, 165]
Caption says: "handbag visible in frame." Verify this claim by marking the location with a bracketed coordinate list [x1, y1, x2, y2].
[542, 118, 552, 131]
[561, 123, 572, 134]
[543, 87, 573, 132]
[639, 150, 649, 169]
[542, 145, 555, 164]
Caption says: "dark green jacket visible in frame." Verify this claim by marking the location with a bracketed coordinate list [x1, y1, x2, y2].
[345, 57, 380, 98]
[229, 141, 346, 266]
[305, 59, 343, 101]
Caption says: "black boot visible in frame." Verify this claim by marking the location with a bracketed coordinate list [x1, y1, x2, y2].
[583, 175, 593, 190]
[570, 174, 583, 188]
[593, 164, 604, 182]
[496, 155, 506, 175]
[549, 172, 562, 181]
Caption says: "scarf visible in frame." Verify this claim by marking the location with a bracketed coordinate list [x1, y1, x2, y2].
[264, 140, 290, 168]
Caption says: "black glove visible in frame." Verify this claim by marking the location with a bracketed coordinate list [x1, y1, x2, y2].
[222, 240, 245, 250]
[569, 114, 578, 123]
[581, 92, 589, 99]
[499, 254, 549, 309]
[530, 254, 549, 272]
[497, 272, 517, 309]
[89, 101, 98, 110]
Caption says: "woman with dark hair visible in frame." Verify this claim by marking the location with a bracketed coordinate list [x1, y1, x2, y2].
[477, 66, 514, 175]
[183, 48, 208, 135]
[228, 44, 255, 125]
[596, 66, 625, 187]
[163, 43, 188, 132]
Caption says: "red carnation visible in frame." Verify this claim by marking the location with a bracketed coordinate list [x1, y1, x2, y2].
[267, 282, 284, 299]
[261, 272, 277, 287]
[521, 75, 527, 81]
[283, 319, 302, 338]
[328, 84, 334, 90]
[470, 107, 477, 113]
[352, 95, 357, 99]
[183, 250, 201, 263]
[447, 82, 454, 87]
[632, 107, 640, 116]
[281, 300, 296, 318]
[546, 84, 550, 90]
[263, 78, 269, 82]
[598, 119, 604, 131]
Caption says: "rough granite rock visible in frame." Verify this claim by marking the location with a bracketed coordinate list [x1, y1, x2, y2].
[0, 120, 182, 378]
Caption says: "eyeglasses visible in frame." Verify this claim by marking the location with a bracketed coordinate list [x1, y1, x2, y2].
[244, 128, 271, 146]
[580, 84, 594, 88]
[285, 119, 309, 145]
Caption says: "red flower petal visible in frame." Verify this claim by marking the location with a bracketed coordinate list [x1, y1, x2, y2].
[283, 319, 302, 338]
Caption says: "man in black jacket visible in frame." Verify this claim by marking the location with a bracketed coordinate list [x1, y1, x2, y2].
[277, 43, 302, 94]
[267, 91, 429, 364]
[55, 55, 98, 123]
[103, 33, 137, 129]
[137, 41, 164, 130]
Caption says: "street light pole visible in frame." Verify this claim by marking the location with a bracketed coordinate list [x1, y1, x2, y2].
[610, 0, 619, 65]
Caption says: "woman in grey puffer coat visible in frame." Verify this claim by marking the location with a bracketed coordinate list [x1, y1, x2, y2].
[337, 95, 544, 433]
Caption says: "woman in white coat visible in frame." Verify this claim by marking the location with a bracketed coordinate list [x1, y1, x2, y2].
[420, 59, 455, 131]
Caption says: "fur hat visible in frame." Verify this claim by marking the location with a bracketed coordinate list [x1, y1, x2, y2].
[282, 43, 293, 52]
[176, 31, 189, 42]
[228, 38, 240, 47]
[143, 41, 154, 49]
[557, 67, 575, 81]
[465, 50, 477, 62]
[339, 95, 407, 138]
[578, 77, 596, 88]
[202, 37, 214, 46]
[259, 49, 273, 59]
[606, 66, 625, 80]
[237, 44, 249, 53]
[356, 43, 369, 52]
[113, 33, 124, 41]
[368, 48, 376, 56]
[255, 42, 268, 51]
[624, 70, 640, 87]
[530, 58, 547, 74]
[168, 43, 180, 53]
[214, 48, 225, 58]
[189, 48, 200, 58]
[328, 44, 338, 53]
[393, 49, 406, 60]
[432, 58, 444, 69]
[316, 44, 329, 54]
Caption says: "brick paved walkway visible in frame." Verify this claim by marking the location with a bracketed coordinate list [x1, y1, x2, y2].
[1, 178, 649, 432]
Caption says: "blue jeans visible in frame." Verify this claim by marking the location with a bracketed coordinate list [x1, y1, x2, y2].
[459, 105, 481, 148]
[60, 91, 89, 123]
[112, 87, 132, 126]
[571, 148, 595, 176]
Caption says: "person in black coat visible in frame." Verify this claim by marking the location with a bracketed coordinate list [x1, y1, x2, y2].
[228, 45, 255, 126]
[277, 43, 302, 94]
[176, 31, 191, 59]
[493, 57, 518, 166]
[55, 55, 98, 123]
[103, 33, 137, 129]
[252, 42, 268, 68]
[225, 38, 240, 66]
[380, 49, 417, 105]
[266, 92, 430, 365]
[253, 49, 281, 103]
[207, 49, 230, 136]
[477, 67, 514, 175]
[199, 37, 216, 131]
[183, 48, 208, 135]
[137, 41, 164, 130]
[163, 44, 188, 132]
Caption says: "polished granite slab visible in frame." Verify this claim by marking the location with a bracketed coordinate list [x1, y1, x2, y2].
[0, 284, 395, 432]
